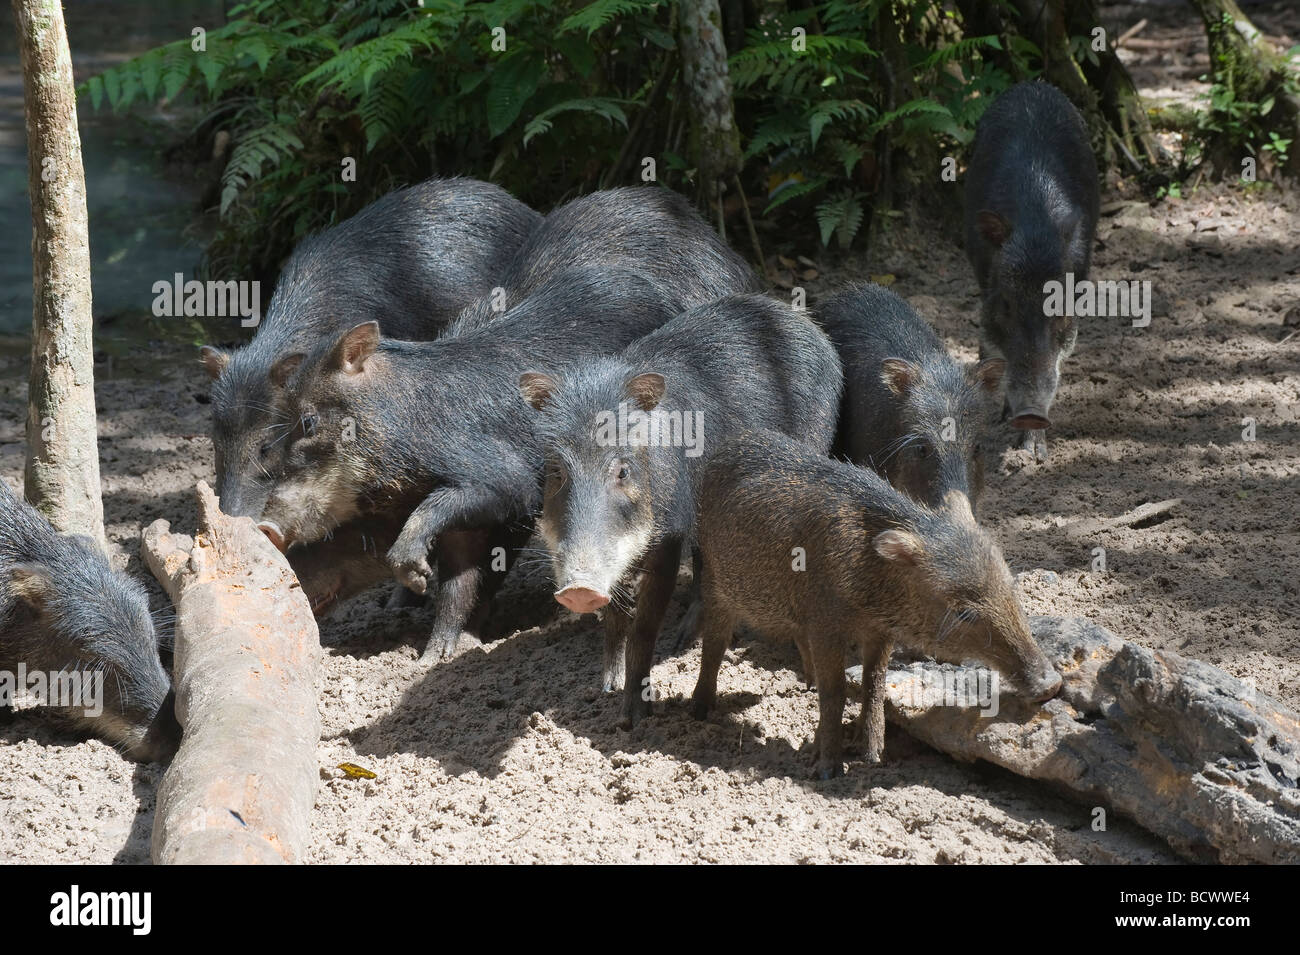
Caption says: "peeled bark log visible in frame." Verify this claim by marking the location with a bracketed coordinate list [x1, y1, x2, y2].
[143, 482, 322, 865]
[849, 616, 1300, 864]
[11, 0, 106, 551]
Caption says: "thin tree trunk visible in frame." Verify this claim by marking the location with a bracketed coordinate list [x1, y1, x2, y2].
[12, 0, 105, 551]
[1065, 0, 1160, 167]
[676, 0, 742, 207]
[1188, 0, 1300, 177]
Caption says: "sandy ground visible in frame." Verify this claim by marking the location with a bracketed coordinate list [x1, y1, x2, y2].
[2, 173, 1295, 864]
[2, 3, 1298, 863]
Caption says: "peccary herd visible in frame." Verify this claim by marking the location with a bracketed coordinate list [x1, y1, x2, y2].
[2, 81, 1094, 779]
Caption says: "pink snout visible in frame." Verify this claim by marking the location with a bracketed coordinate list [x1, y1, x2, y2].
[1009, 410, 1052, 431]
[555, 585, 610, 614]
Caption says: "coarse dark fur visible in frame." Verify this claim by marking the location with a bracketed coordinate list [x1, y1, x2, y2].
[819, 282, 1004, 515]
[261, 266, 682, 659]
[452, 186, 761, 332]
[0, 482, 178, 762]
[963, 82, 1099, 460]
[204, 177, 542, 517]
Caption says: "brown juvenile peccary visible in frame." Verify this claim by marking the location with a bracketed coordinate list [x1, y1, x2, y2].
[692, 430, 1062, 779]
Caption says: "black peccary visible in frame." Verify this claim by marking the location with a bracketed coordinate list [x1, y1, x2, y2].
[203, 177, 542, 518]
[819, 282, 1004, 515]
[520, 294, 842, 726]
[0, 482, 179, 762]
[964, 82, 1099, 461]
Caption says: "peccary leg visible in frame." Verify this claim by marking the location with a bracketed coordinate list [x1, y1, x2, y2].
[423, 529, 488, 661]
[691, 591, 738, 719]
[858, 633, 894, 764]
[620, 539, 681, 729]
[670, 547, 704, 650]
[810, 634, 847, 780]
[793, 632, 815, 689]
[462, 524, 530, 641]
[602, 614, 627, 694]
[388, 476, 529, 594]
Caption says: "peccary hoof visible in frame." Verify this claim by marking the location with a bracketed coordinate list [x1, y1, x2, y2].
[620, 694, 652, 730]
[422, 630, 479, 662]
[1021, 429, 1048, 462]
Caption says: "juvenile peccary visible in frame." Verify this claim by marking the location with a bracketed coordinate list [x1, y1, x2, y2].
[259, 266, 681, 659]
[819, 283, 1005, 515]
[964, 81, 1099, 461]
[452, 186, 761, 332]
[202, 177, 542, 517]
[519, 294, 842, 726]
[692, 430, 1061, 779]
[0, 482, 179, 762]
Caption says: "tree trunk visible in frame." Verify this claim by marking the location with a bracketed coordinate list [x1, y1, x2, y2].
[11, 0, 105, 551]
[1065, 0, 1160, 168]
[1188, 0, 1300, 177]
[676, 0, 742, 200]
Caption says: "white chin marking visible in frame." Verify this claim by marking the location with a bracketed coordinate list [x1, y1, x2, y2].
[270, 465, 360, 542]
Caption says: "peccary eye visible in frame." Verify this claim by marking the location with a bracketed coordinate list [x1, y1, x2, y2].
[917, 445, 933, 460]
[616, 466, 629, 481]
[301, 414, 319, 437]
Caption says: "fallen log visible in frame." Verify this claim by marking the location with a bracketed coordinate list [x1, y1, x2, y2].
[141, 482, 321, 865]
[850, 616, 1300, 864]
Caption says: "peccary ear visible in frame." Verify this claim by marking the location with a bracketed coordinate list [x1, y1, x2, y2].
[969, 357, 1006, 394]
[519, 372, 559, 410]
[976, 210, 1011, 247]
[9, 563, 55, 612]
[330, 322, 380, 375]
[270, 352, 305, 389]
[199, 346, 230, 381]
[880, 359, 919, 397]
[625, 373, 666, 412]
[873, 529, 925, 565]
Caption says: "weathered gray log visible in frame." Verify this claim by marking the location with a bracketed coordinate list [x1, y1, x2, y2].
[142, 482, 321, 865]
[849, 616, 1300, 864]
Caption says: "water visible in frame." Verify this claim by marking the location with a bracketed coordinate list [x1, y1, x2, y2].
[0, 1, 224, 342]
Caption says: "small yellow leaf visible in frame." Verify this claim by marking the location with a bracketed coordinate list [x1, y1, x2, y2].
[338, 762, 377, 780]
[870, 273, 896, 286]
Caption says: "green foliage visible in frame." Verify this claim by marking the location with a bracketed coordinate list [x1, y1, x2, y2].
[81, 0, 1091, 268]
[733, 2, 1018, 248]
[81, 0, 667, 277]
[1196, 18, 1300, 176]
